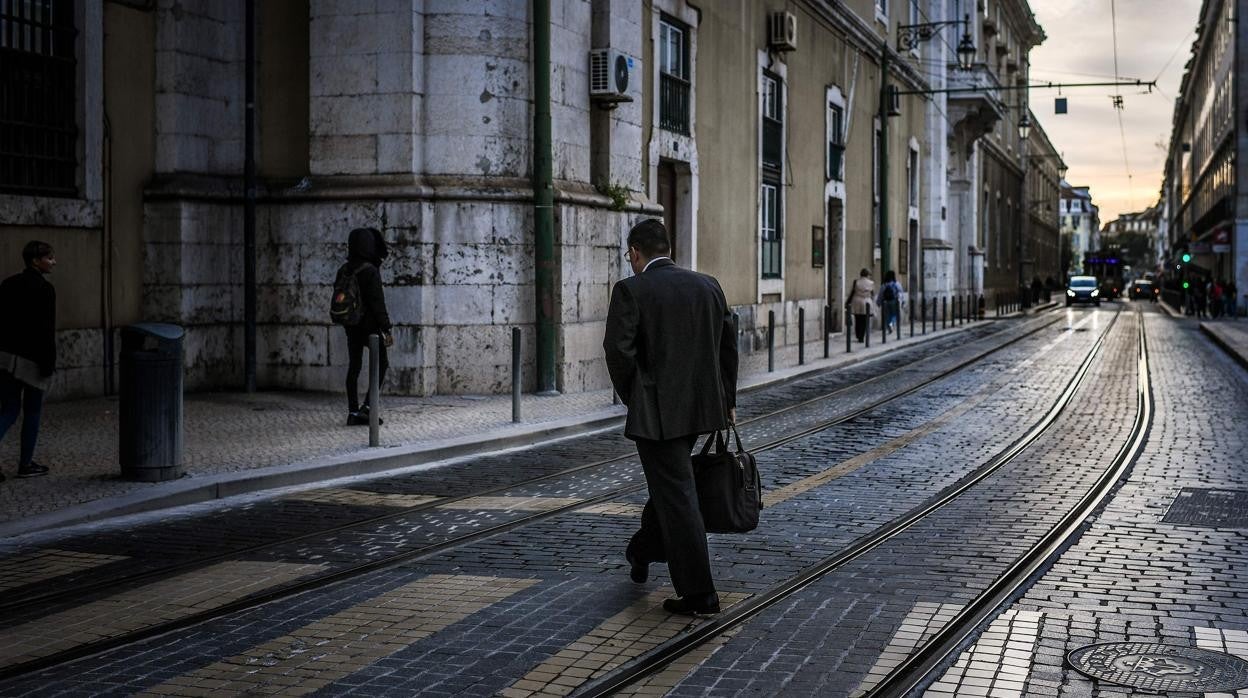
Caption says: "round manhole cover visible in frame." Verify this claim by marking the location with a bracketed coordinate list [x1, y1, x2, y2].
[1067, 642, 1248, 693]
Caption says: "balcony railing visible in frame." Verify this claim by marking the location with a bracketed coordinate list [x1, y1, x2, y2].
[659, 73, 690, 135]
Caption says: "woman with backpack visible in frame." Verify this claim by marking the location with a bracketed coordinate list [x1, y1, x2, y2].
[332, 227, 393, 426]
[877, 270, 904, 336]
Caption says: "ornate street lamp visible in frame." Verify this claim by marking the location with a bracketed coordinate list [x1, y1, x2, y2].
[1017, 112, 1032, 140]
[897, 14, 976, 71]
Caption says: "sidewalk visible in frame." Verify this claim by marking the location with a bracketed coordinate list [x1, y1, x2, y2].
[0, 312, 1027, 538]
[1158, 296, 1248, 368]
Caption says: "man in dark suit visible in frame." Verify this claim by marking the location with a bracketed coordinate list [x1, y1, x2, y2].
[604, 219, 738, 616]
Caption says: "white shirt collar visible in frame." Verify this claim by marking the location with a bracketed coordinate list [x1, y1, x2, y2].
[642, 256, 671, 273]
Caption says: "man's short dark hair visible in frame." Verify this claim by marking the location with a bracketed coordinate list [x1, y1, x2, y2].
[22, 240, 53, 266]
[627, 219, 671, 259]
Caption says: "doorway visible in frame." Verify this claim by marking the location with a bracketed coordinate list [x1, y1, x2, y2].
[826, 197, 845, 331]
[657, 160, 679, 262]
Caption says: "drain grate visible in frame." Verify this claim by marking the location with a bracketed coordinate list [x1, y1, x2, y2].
[1163, 488, 1248, 528]
[1067, 643, 1248, 693]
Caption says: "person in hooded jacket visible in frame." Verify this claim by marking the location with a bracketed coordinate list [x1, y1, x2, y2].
[0, 241, 58, 481]
[342, 227, 393, 426]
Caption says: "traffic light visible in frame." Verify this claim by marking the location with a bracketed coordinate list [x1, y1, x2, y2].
[1182, 253, 1192, 263]
[1183, 281, 1190, 289]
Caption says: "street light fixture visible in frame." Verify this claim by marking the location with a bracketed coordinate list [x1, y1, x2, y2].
[897, 14, 976, 71]
[1017, 112, 1032, 140]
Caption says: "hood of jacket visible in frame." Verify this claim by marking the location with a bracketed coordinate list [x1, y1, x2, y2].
[347, 227, 388, 266]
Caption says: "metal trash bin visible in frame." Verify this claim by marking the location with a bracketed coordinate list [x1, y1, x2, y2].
[119, 323, 185, 482]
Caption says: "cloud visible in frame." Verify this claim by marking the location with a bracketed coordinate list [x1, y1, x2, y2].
[1029, 0, 1201, 222]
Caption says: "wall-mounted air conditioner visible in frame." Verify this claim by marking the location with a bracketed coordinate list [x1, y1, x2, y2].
[768, 12, 797, 52]
[589, 48, 635, 105]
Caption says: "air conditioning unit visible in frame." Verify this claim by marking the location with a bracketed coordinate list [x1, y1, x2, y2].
[885, 85, 901, 116]
[768, 11, 797, 52]
[589, 48, 635, 104]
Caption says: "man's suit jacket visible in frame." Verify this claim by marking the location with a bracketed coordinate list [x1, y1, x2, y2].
[604, 258, 738, 441]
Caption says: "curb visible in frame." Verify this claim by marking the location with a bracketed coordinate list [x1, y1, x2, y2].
[1200, 323, 1248, 371]
[0, 318, 1006, 539]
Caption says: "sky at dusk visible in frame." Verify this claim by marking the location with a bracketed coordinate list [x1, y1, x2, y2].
[1028, 0, 1203, 225]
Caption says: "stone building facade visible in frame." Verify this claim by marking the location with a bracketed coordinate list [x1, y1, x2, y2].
[0, 0, 1064, 401]
[1161, 0, 1246, 301]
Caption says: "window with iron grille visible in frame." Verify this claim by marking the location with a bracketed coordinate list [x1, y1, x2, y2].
[658, 16, 690, 135]
[761, 71, 783, 279]
[0, 0, 78, 197]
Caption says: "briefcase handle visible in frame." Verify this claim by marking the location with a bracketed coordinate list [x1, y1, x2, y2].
[698, 426, 746, 456]
[698, 429, 728, 456]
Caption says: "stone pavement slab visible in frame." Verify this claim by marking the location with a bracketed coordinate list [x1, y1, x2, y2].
[0, 315, 1015, 538]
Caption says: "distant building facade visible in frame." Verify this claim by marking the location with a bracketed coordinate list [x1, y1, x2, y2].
[1060, 183, 1100, 273]
[1161, 0, 1245, 303]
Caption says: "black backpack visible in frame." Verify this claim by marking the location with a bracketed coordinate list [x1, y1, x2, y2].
[882, 283, 897, 302]
[330, 262, 367, 326]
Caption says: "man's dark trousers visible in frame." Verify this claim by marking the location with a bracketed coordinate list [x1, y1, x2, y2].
[627, 434, 714, 597]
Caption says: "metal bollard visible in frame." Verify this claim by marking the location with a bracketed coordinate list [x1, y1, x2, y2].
[512, 327, 522, 422]
[798, 307, 806, 366]
[909, 296, 915, 337]
[922, 297, 927, 335]
[368, 333, 380, 447]
[767, 310, 775, 372]
[846, 311, 852, 353]
[823, 305, 830, 359]
[942, 297, 947, 328]
[863, 305, 873, 349]
[881, 302, 887, 345]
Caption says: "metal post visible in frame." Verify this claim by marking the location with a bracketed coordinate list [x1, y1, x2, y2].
[881, 302, 887, 344]
[909, 295, 914, 337]
[846, 311, 852, 353]
[865, 303, 871, 347]
[922, 296, 927, 335]
[798, 307, 805, 365]
[823, 305, 830, 358]
[368, 334, 380, 447]
[879, 53, 891, 281]
[533, 0, 557, 394]
[767, 310, 775, 372]
[512, 327, 522, 422]
[942, 296, 947, 328]
[733, 312, 740, 350]
[243, 0, 257, 393]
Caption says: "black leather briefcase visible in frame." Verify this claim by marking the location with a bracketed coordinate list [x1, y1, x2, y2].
[692, 425, 763, 533]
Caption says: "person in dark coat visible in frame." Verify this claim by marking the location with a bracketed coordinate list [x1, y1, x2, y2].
[342, 227, 393, 426]
[0, 241, 58, 481]
[604, 219, 738, 616]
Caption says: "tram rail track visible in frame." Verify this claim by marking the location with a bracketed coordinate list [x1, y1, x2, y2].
[0, 310, 1068, 683]
[575, 307, 1142, 698]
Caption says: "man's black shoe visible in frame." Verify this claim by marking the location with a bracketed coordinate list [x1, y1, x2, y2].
[346, 411, 368, 426]
[663, 594, 720, 616]
[16, 463, 48, 478]
[625, 551, 648, 584]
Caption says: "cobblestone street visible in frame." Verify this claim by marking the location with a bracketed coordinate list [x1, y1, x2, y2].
[0, 302, 1244, 696]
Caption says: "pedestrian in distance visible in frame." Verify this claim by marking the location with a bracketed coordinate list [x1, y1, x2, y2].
[1226, 280, 1238, 318]
[332, 227, 393, 426]
[877, 270, 903, 335]
[848, 268, 875, 343]
[0, 241, 58, 482]
[1210, 279, 1224, 319]
[604, 218, 738, 617]
[1194, 280, 1208, 319]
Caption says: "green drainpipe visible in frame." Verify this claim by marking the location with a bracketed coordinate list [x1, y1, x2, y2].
[533, 0, 557, 394]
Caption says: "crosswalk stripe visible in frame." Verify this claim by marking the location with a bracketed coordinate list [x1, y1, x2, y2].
[0, 560, 323, 669]
[139, 574, 536, 697]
